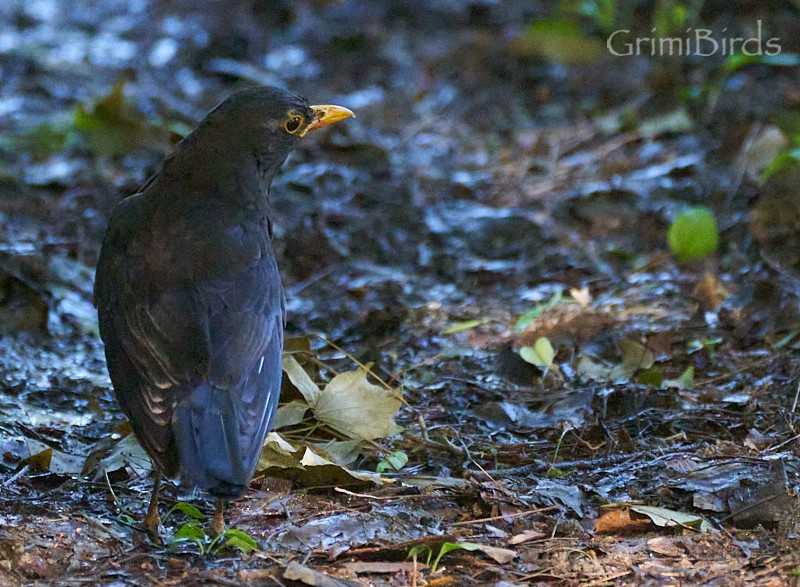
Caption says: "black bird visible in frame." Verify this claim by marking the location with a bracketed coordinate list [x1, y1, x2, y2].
[94, 86, 354, 535]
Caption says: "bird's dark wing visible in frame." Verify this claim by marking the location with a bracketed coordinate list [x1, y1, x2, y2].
[95, 194, 284, 490]
[175, 252, 284, 496]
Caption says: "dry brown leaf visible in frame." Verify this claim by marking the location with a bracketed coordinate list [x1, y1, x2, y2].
[508, 530, 547, 545]
[647, 536, 685, 557]
[692, 272, 731, 311]
[594, 507, 652, 534]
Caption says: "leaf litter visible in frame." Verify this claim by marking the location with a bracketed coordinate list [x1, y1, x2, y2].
[1, 1, 800, 586]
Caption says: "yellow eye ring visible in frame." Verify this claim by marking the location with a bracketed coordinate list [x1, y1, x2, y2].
[283, 115, 304, 134]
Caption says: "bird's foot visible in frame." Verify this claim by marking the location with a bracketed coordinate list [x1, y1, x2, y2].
[210, 500, 226, 537]
[141, 473, 163, 545]
[141, 507, 163, 545]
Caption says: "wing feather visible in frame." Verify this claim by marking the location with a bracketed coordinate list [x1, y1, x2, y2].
[96, 193, 283, 487]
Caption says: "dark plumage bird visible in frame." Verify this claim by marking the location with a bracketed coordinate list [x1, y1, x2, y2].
[94, 86, 354, 536]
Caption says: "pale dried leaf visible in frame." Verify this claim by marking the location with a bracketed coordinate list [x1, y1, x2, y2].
[274, 399, 310, 430]
[458, 542, 517, 564]
[314, 369, 402, 440]
[282, 354, 321, 405]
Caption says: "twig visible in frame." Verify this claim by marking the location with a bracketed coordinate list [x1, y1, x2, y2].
[446, 506, 558, 527]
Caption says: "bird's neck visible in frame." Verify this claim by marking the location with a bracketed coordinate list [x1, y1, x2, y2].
[158, 138, 275, 213]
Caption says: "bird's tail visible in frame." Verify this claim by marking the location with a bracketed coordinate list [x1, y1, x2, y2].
[172, 382, 252, 499]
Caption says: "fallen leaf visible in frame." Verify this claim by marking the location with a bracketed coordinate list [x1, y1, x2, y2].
[519, 337, 555, 369]
[273, 399, 310, 429]
[258, 436, 382, 487]
[692, 272, 731, 311]
[663, 366, 694, 390]
[630, 505, 705, 531]
[458, 542, 517, 564]
[344, 561, 428, 573]
[91, 434, 152, 479]
[25, 439, 84, 476]
[283, 355, 321, 405]
[570, 286, 591, 307]
[444, 318, 491, 334]
[594, 507, 652, 534]
[508, 530, 547, 545]
[284, 561, 364, 587]
[314, 369, 402, 441]
[647, 536, 685, 557]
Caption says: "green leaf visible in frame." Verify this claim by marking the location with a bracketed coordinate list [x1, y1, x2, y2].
[376, 450, 408, 473]
[73, 78, 170, 157]
[760, 147, 800, 183]
[569, 0, 617, 33]
[520, 337, 556, 369]
[619, 339, 654, 371]
[4, 122, 71, 160]
[724, 52, 800, 73]
[173, 520, 206, 541]
[407, 544, 433, 565]
[511, 19, 608, 63]
[213, 529, 258, 554]
[668, 206, 719, 262]
[444, 318, 491, 334]
[637, 366, 663, 387]
[431, 542, 481, 573]
[516, 291, 563, 330]
[170, 520, 208, 554]
[165, 502, 206, 521]
[772, 329, 800, 349]
[663, 366, 694, 390]
[653, 0, 687, 37]
[687, 337, 722, 354]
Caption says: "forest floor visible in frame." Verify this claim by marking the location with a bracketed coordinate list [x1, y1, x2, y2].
[2, 1, 800, 585]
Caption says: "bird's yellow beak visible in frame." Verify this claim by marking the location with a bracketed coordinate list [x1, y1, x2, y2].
[302, 104, 355, 135]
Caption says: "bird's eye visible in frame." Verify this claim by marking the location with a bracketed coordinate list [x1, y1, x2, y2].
[283, 115, 304, 134]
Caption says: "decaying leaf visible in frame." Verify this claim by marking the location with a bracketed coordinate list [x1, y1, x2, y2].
[630, 505, 706, 532]
[257, 433, 382, 487]
[90, 433, 152, 479]
[273, 399, 311, 429]
[692, 272, 731, 311]
[283, 561, 364, 587]
[456, 542, 517, 564]
[24, 439, 83, 476]
[508, 530, 547, 545]
[594, 507, 654, 534]
[618, 339, 655, 374]
[283, 355, 322, 405]
[570, 286, 592, 307]
[314, 369, 403, 441]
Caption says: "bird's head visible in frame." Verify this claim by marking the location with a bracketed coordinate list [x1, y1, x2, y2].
[172, 86, 355, 191]
[199, 86, 354, 182]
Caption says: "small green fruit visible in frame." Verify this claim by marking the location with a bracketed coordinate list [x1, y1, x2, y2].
[668, 206, 719, 262]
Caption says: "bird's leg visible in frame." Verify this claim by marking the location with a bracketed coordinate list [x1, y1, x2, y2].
[210, 499, 226, 536]
[142, 473, 162, 542]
